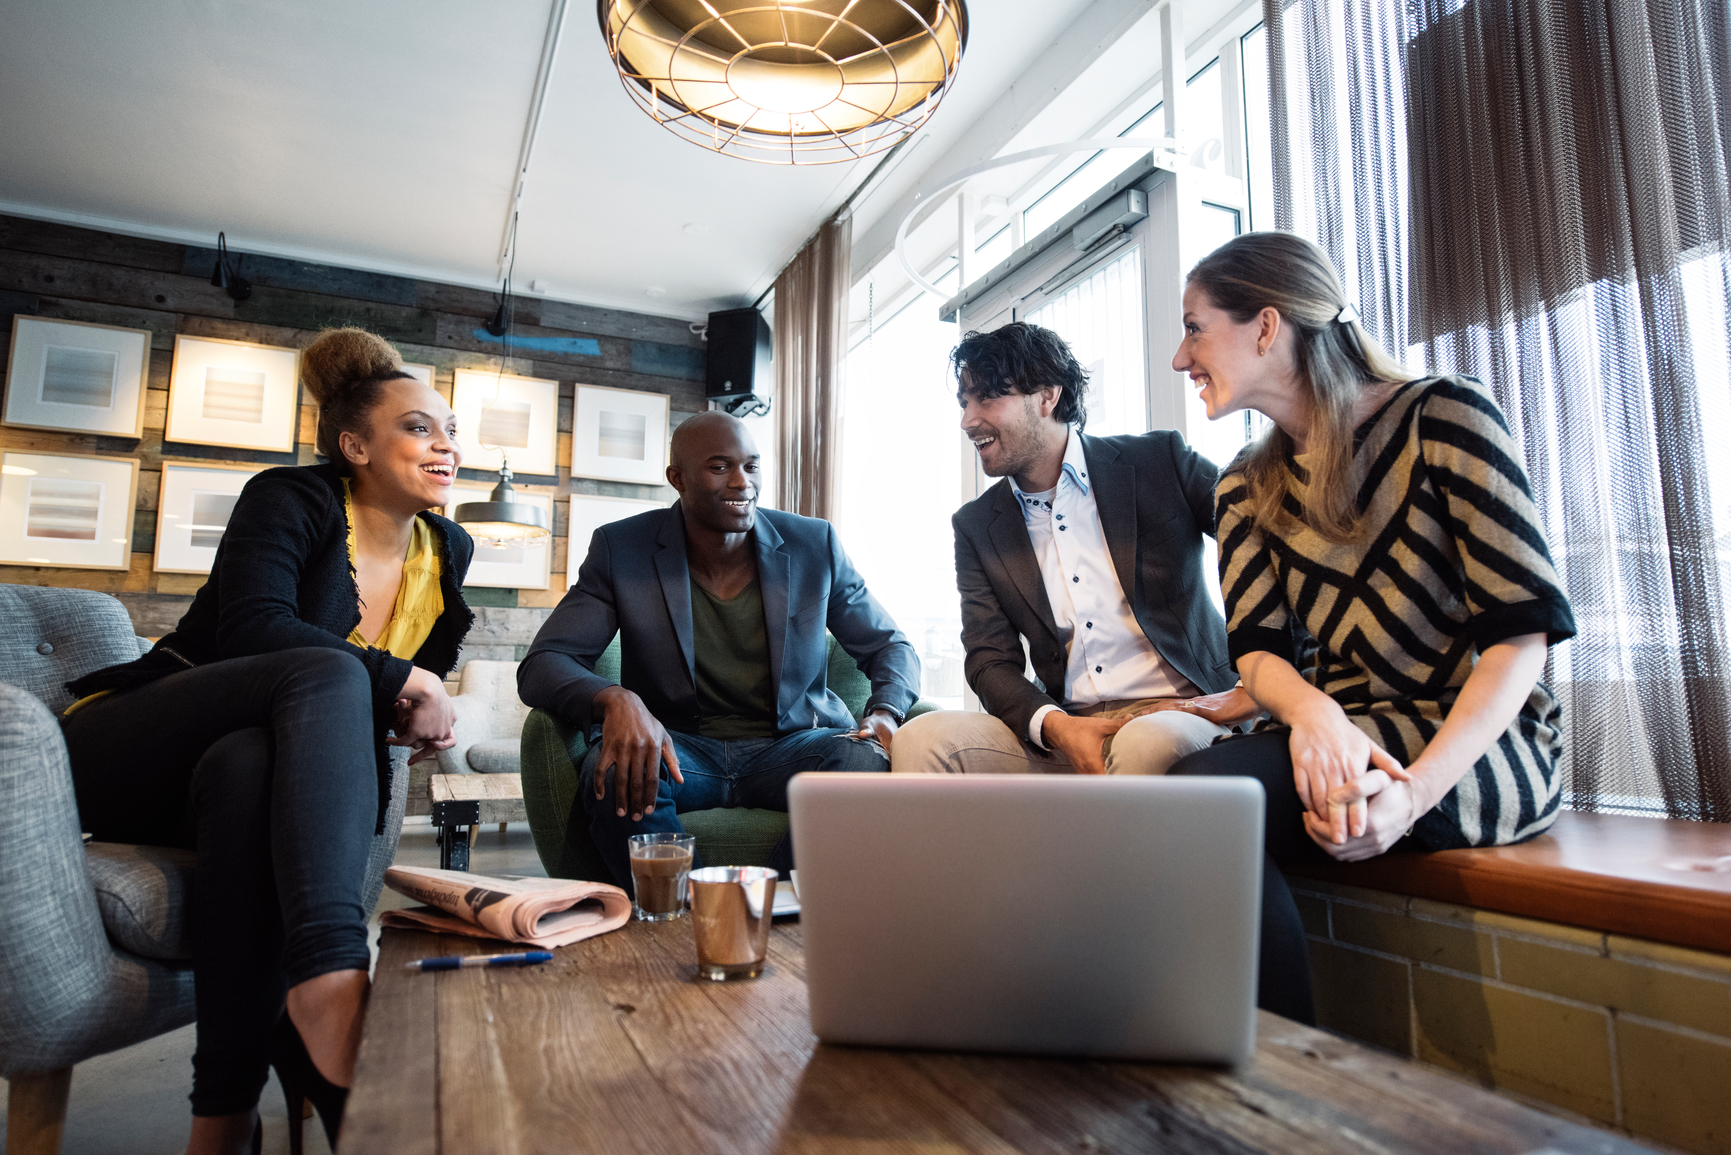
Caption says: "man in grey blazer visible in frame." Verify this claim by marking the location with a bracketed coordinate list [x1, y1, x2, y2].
[892, 323, 1258, 777]
[519, 412, 919, 888]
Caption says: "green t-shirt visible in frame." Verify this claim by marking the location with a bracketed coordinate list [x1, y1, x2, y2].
[689, 577, 777, 739]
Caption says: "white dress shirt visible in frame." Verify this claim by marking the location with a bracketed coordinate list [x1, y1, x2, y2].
[1014, 430, 1199, 746]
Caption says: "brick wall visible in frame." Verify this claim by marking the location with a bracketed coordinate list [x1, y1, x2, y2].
[1295, 878, 1731, 1155]
[0, 214, 705, 667]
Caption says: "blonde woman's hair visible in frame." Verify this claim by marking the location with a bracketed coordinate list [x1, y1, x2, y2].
[1186, 232, 1415, 542]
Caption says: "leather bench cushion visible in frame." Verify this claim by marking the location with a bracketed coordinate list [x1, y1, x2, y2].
[1287, 810, 1731, 955]
[85, 842, 196, 961]
[467, 738, 521, 774]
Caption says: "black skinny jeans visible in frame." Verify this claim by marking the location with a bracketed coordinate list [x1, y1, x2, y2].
[63, 647, 378, 1116]
[1170, 730, 1326, 1025]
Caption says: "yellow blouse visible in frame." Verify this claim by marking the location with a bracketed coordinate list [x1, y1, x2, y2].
[343, 479, 444, 660]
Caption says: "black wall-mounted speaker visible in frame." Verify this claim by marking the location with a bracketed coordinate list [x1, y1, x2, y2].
[706, 308, 772, 413]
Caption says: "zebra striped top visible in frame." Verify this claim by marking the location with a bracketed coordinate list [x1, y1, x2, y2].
[1217, 375, 1576, 849]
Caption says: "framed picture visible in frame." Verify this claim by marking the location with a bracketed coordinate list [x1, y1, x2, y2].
[566, 494, 665, 588]
[444, 482, 554, 589]
[0, 451, 139, 570]
[3, 316, 152, 438]
[165, 335, 301, 452]
[571, 385, 670, 485]
[451, 368, 559, 477]
[400, 362, 436, 389]
[153, 461, 267, 574]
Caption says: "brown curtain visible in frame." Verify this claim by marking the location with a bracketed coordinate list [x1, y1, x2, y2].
[1264, 0, 1731, 820]
[773, 212, 852, 519]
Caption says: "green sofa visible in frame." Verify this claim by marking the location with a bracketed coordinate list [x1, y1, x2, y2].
[520, 634, 940, 881]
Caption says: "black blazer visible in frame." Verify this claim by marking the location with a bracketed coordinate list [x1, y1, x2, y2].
[70, 462, 475, 827]
[518, 502, 920, 736]
[953, 430, 1235, 741]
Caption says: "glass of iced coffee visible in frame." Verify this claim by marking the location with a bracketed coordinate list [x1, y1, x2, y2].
[627, 833, 696, 922]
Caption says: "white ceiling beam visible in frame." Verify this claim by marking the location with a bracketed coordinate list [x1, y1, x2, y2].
[849, 0, 1158, 282]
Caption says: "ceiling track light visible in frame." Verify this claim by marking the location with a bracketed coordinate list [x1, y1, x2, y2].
[484, 293, 513, 338]
[209, 232, 251, 301]
[599, 0, 969, 165]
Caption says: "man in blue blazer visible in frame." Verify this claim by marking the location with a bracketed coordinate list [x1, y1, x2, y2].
[519, 411, 920, 888]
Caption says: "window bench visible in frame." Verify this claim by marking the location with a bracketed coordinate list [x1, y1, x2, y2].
[1285, 811, 1731, 1155]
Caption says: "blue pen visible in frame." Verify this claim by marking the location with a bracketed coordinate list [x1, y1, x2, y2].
[406, 950, 554, 971]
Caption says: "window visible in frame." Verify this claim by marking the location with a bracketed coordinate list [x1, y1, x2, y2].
[836, 287, 966, 708]
[1024, 247, 1148, 437]
[837, 4, 1281, 699]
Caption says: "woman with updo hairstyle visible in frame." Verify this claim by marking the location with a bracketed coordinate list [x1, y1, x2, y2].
[1167, 232, 1575, 1024]
[61, 327, 474, 1153]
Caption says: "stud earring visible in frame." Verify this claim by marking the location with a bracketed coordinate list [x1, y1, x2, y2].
[1258, 346, 1266, 356]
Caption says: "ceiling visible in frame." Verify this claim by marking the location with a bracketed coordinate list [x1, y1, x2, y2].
[0, 0, 1155, 322]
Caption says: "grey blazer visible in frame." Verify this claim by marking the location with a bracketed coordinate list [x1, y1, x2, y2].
[519, 503, 920, 737]
[953, 430, 1236, 740]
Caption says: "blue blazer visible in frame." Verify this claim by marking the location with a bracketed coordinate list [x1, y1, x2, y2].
[518, 503, 920, 737]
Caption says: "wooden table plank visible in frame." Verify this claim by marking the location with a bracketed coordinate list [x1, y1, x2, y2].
[347, 922, 1661, 1155]
[345, 928, 441, 1155]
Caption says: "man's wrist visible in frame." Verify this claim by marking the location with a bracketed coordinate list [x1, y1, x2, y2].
[865, 703, 905, 724]
[1030, 704, 1063, 748]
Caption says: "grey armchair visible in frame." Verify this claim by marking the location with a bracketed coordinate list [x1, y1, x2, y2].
[0, 584, 406, 1154]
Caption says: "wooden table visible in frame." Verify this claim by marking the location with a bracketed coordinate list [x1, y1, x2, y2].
[345, 921, 1658, 1154]
[428, 773, 527, 870]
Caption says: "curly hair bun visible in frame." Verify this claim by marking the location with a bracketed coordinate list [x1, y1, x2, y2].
[300, 327, 402, 404]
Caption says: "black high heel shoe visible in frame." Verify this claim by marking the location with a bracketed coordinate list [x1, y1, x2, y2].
[270, 1011, 349, 1153]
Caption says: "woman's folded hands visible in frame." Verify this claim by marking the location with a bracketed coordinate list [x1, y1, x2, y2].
[391, 666, 458, 765]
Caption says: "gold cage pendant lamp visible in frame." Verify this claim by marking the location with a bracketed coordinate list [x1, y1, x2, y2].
[600, 0, 969, 165]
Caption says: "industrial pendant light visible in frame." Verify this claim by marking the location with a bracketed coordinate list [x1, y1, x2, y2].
[600, 0, 969, 165]
[453, 458, 551, 548]
[453, 211, 551, 549]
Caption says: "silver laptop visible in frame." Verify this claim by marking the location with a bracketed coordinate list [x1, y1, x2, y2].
[787, 773, 1264, 1064]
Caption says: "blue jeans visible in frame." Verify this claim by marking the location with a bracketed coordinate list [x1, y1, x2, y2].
[580, 727, 888, 888]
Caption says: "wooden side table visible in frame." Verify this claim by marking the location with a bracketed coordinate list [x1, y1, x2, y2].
[428, 773, 527, 870]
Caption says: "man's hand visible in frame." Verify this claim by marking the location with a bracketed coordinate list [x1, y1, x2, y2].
[1137, 686, 1263, 726]
[1041, 711, 1127, 775]
[592, 685, 683, 821]
[856, 709, 899, 751]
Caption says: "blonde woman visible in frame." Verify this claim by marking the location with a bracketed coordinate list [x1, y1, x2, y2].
[1168, 233, 1575, 1023]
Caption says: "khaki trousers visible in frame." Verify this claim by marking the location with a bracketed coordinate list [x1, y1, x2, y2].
[888, 699, 1229, 777]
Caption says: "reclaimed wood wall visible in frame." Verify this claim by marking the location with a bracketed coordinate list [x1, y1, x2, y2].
[0, 213, 704, 668]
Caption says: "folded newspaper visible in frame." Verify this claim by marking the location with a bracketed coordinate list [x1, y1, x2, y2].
[380, 866, 632, 949]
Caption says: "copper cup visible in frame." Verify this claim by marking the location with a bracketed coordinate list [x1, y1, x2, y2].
[689, 866, 777, 981]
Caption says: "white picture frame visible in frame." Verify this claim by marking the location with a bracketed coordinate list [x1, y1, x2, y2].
[452, 368, 559, 477]
[3, 316, 152, 438]
[400, 362, 436, 389]
[165, 334, 301, 452]
[566, 494, 665, 588]
[153, 461, 267, 575]
[571, 385, 670, 485]
[0, 451, 139, 570]
[444, 482, 554, 589]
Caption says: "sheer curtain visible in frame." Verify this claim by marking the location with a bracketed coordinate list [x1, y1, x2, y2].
[774, 213, 852, 519]
[1263, 0, 1731, 819]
